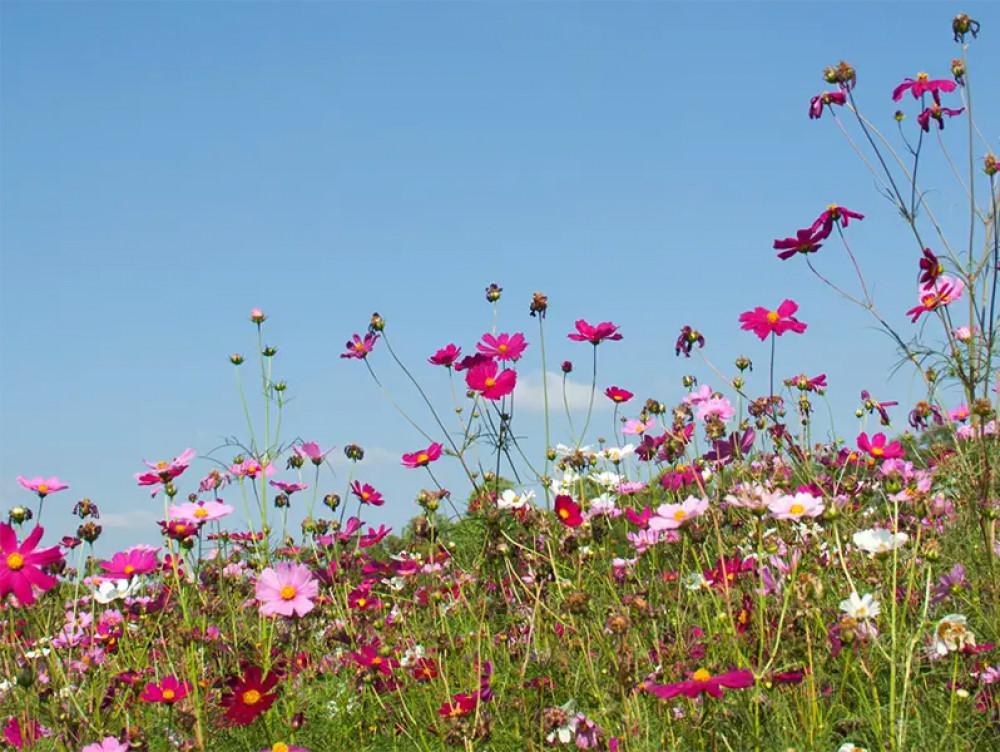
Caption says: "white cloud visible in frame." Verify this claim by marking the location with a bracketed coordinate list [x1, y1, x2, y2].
[513, 370, 611, 414]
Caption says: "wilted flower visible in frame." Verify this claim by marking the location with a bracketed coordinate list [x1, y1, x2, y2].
[932, 614, 976, 656]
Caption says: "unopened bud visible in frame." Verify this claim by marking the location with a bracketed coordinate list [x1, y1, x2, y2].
[250, 308, 266, 324]
[230, 353, 245, 365]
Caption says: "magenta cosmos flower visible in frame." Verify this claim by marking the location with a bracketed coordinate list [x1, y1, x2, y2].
[401, 442, 443, 468]
[554, 495, 584, 527]
[773, 228, 825, 260]
[99, 546, 159, 580]
[140, 676, 192, 704]
[270, 480, 308, 494]
[604, 386, 633, 404]
[476, 332, 528, 362]
[917, 102, 964, 132]
[292, 442, 333, 465]
[16, 476, 69, 498]
[811, 204, 864, 237]
[0, 523, 64, 606]
[567, 319, 622, 345]
[81, 738, 129, 752]
[465, 359, 517, 400]
[645, 668, 754, 700]
[340, 332, 378, 360]
[809, 90, 846, 119]
[738, 300, 807, 340]
[169, 499, 235, 524]
[260, 744, 309, 752]
[428, 343, 462, 367]
[892, 73, 957, 102]
[350, 481, 385, 506]
[255, 561, 319, 618]
[857, 432, 904, 460]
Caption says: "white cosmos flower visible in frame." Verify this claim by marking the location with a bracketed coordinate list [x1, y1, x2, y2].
[839, 591, 880, 620]
[93, 578, 142, 604]
[498, 488, 535, 510]
[588, 471, 622, 489]
[852, 528, 909, 555]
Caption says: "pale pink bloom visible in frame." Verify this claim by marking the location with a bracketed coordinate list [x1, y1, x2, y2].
[255, 562, 319, 618]
[81, 736, 129, 752]
[622, 419, 655, 436]
[948, 404, 970, 422]
[292, 442, 334, 464]
[695, 397, 735, 422]
[230, 459, 276, 479]
[627, 528, 667, 554]
[16, 476, 69, 497]
[168, 500, 235, 524]
[683, 384, 713, 406]
[724, 482, 784, 512]
[649, 496, 709, 531]
[953, 325, 975, 342]
[768, 492, 824, 521]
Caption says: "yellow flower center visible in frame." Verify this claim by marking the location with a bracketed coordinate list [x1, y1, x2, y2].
[6, 553, 25, 571]
[242, 689, 262, 705]
[498, 344, 508, 352]
[917, 72, 929, 81]
[357, 597, 367, 608]
[280, 585, 297, 600]
[673, 510, 687, 521]
[856, 606, 867, 616]
[766, 311, 780, 323]
[124, 565, 136, 575]
[354, 342, 365, 351]
[156, 461, 168, 470]
[162, 688, 175, 700]
[194, 508, 209, 518]
[558, 508, 570, 519]
[273, 744, 289, 752]
[372, 656, 382, 665]
[871, 446, 883, 456]
[37, 484, 49, 494]
[827, 204, 838, 212]
[416, 453, 429, 464]
[692, 668, 711, 683]
[789, 504, 805, 515]
[485, 377, 496, 388]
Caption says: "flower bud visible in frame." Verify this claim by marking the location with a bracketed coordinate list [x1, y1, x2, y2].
[682, 375, 695, 388]
[369, 312, 385, 332]
[985, 154, 998, 176]
[735, 356, 752, 372]
[894, 110, 905, 122]
[273, 381, 287, 392]
[323, 494, 341, 511]
[485, 283, 503, 302]
[732, 377, 744, 390]
[529, 292, 548, 318]
[344, 444, 365, 461]
[287, 454, 304, 470]
[561, 361, 573, 374]
[250, 308, 266, 324]
[952, 13, 979, 43]
[262, 346, 277, 357]
[8, 506, 32, 524]
[855, 409, 864, 418]
[78, 521, 103, 543]
[230, 353, 245, 365]
[274, 494, 290, 509]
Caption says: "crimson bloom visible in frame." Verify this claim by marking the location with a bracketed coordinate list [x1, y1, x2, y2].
[604, 386, 634, 404]
[919, 248, 943, 286]
[465, 360, 517, 400]
[140, 676, 192, 704]
[809, 90, 846, 119]
[675, 326, 705, 357]
[340, 332, 378, 360]
[438, 693, 478, 718]
[567, 319, 622, 345]
[892, 73, 957, 102]
[350, 481, 385, 507]
[811, 204, 864, 237]
[773, 228, 825, 260]
[359, 524, 391, 548]
[476, 332, 528, 362]
[554, 495, 583, 527]
[453, 353, 492, 372]
[644, 668, 754, 700]
[857, 432, 904, 460]
[220, 666, 280, 726]
[351, 643, 397, 676]
[100, 546, 159, 580]
[401, 443, 443, 468]
[0, 523, 63, 606]
[16, 476, 69, 498]
[917, 102, 964, 132]
[738, 300, 807, 340]
[428, 344, 462, 367]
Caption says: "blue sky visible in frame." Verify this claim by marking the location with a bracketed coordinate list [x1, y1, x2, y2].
[2, 2, 998, 552]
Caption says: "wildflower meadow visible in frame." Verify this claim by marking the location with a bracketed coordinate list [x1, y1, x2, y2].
[4, 9, 1000, 752]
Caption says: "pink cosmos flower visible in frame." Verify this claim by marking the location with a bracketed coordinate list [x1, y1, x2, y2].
[401, 443, 443, 468]
[350, 481, 385, 507]
[917, 102, 964, 132]
[270, 480, 308, 494]
[465, 359, 517, 400]
[81, 737, 129, 752]
[428, 344, 462, 367]
[857, 432, 904, 460]
[622, 419, 654, 436]
[809, 90, 846, 119]
[683, 384, 712, 406]
[168, 500, 235, 524]
[773, 228, 825, 260]
[554, 495, 583, 527]
[892, 73, 957, 102]
[738, 300, 807, 340]
[340, 332, 378, 360]
[645, 668, 754, 700]
[767, 492, 824, 521]
[230, 459, 276, 479]
[604, 386, 634, 403]
[140, 676, 192, 704]
[292, 442, 333, 465]
[649, 496, 709, 531]
[100, 546, 159, 580]
[255, 561, 319, 618]
[134, 448, 196, 489]
[949, 404, 970, 422]
[906, 276, 964, 322]
[359, 525, 391, 548]
[811, 204, 864, 237]
[16, 476, 69, 498]
[695, 397, 735, 422]
[0, 523, 63, 606]
[476, 332, 528, 362]
[453, 352, 492, 372]
[567, 319, 622, 345]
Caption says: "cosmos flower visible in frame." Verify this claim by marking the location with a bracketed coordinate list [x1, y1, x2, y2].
[604, 386, 634, 404]
[648, 496, 709, 531]
[428, 344, 462, 367]
[852, 528, 909, 555]
[567, 319, 622, 345]
[917, 102, 964, 132]
[768, 492, 825, 521]
[16, 476, 69, 498]
[134, 448, 197, 489]
[554, 495, 583, 527]
[80, 738, 128, 752]
[340, 332, 378, 360]
[892, 73, 957, 102]
[476, 332, 528, 362]
[773, 228, 825, 261]
[839, 592, 880, 621]
[255, 562, 319, 618]
[140, 676, 192, 704]
[401, 443, 444, 469]
[100, 547, 159, 580]
[809, 90, 847, 119]
[292, 442, 334, 465]
[350, 481, 385, 507]
[856, 432, 904, 460]
[738, 300, 807, 340]
[0, 524, 63, 606]
[220, 666, 280, 726]
[465, 359, 517, 400]
[811, 204, 864, 236]
[169, 500, 235, 524]
[644, 668, 754, 700]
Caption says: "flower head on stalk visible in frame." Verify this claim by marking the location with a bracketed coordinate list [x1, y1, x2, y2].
[675, 325, 705, 357]
[811, 205, 864, 237]
[341, 333, 378, 360]
[892, 73, 958, 103]
[917, 102, 964, 132]
[738, 300, 807, 340]
[809, 90, 846, 120]
[773, 228, 825, 260]
[906, 276, 965, 323]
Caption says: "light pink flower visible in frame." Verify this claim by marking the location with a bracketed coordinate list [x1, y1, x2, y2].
[255, 562, 319, 618]
[695, 397, 735, 422]
[16, 476, 69, 497]
[768, 492, 824, 521]
[81, 737, 129, 752]
[622, 419, 655, 436]
[292, 442, 333, 464]
[168, 500, 235, 524]
[649, 496, 709, 531]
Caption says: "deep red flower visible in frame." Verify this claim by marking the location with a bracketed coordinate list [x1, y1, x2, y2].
[219, 666, 280, 726]
[350, 643, 397, 676]
[476, 332, 528, 362]
[604, 386, 634, 404]
[465, 360, 517, 400]
[738, 300, 807, 341]
[919, 248, 943, 286]
[401, 443, 443, 469]
[554, 495, 583, 527]
[892, 73, 957, 102]
[410, 658, 439, 682]
[675, 326, 705, 357]
[567, 319, 622, 345]
[428, 344, 462, 368]
[809, 90, 846, 119]
[773, 228, 825, 260]
[438, 693, 478, 718]
[644, 668, 754, 700]
[340, 333, 378, 360]
[453, 353, 492, 372]
[350, 481, 385, 507]
[810, 205, 864, 237]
